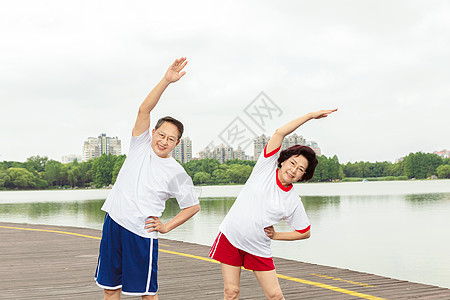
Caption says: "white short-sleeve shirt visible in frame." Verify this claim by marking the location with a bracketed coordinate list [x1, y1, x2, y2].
[218, 144, 310, 257]
[101, 129, 199, 238]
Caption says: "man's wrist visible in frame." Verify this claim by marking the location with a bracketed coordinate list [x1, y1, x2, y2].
[161, 77, 172, 86]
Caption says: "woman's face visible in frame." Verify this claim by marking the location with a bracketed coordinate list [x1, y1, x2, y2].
[279, 155, 309, 185]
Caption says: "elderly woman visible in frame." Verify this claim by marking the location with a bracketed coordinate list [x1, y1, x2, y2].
[209, 109, 337, 300]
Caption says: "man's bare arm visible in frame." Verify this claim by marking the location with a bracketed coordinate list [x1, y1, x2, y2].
[132, 57, 188, 137]
[144, 204, 200, 234]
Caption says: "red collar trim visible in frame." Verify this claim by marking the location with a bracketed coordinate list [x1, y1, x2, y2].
[276, 169, 293, 192]
[264, 144, 281, 158]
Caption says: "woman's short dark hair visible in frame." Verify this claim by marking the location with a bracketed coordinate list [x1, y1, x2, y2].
[155, 116, 184, 140]
[277, 145, 318, 182]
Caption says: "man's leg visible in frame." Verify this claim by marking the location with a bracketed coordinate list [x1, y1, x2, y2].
[104, 288, 121, 300]
[222, 263, 242, 300]
[253, 270, 284, 300]
[96, 215, 123, 299]
[142, 294, 158, 300]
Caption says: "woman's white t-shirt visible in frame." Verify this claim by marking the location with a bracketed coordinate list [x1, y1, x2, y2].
[101, 129, 199, 238]
[218, 144, 310, 258]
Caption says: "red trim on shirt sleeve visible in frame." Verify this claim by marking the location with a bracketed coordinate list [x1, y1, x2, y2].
[264, 144, 281, 158]
[296, 225, 311, 234]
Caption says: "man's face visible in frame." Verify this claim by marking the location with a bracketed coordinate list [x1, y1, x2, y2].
[151, 122, 180, 158]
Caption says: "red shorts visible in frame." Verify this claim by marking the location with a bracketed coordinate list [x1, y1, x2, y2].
[209, 232, 275, 271]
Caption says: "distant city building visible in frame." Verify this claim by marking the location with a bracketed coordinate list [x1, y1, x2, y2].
[171, 137, 192, 164]
[306, 141, 322, 157]
[234, 146, 246, 161]
[434, 149, 450, 159]
[198, 144, 252, 163]
[281, 133, 306, 150]
[213, 144, 234, 163]
[253, 133, 321, 160]
[82, 133, 122, 161]
[199, 146, 212, 160]
[254, 134, 270, 160]
[61, 154, 82, 164]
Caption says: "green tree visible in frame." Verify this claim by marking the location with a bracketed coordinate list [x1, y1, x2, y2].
[91, 154, 116, 188]
[193, 171, 211, 185]
[436, 165, 450, 179]
[0, 170, 11, 188]
[313, 155, 341, 182]
[60, 164, 70, 186]
[223, 159, 256, 167]
[385, 161, 404, 176]
[112, 155, 127, 184]
[211, 168, 230, 184]
[225, 164, 253, 183]
[183, 159, 220, 178]
[25, 155, 48, 173]
[0, 161, 26, 169]
[7, 168, 36, 189]
[45, 160, 63, 186]
[404, 152, 442, 179]
[33, 177, 49, 189]
[67, 166, 80, 188]
[78, 160, 93, 187]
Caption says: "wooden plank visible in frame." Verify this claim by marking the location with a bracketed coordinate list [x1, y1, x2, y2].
[1, 222, 450, 299]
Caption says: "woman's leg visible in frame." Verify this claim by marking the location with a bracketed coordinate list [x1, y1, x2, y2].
[253, 270, 284, 300]
[221, 263, 242, 300]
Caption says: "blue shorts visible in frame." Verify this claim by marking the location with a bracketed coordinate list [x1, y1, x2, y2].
[95, 214, 159, 296]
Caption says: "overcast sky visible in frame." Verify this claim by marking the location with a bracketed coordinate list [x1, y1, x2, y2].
[1, 0, 449, 163]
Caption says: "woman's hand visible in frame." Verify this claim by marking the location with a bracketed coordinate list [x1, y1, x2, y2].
[310, 109, 338, 119]
[264, 225, 277, 239]
[145, 217, 169, 234]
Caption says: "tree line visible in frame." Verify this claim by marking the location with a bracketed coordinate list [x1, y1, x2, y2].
[0, 154, 126, 190]
[1, 152, 449, 190]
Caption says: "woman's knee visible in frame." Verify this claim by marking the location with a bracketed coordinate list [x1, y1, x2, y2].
[224, 285, 240, 299]
[265, 288, 284, 300]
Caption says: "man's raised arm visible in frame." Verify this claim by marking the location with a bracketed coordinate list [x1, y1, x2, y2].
[132, 57, 188, 137]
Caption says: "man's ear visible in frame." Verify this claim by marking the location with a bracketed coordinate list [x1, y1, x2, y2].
[152, 128, 155, 135]
[176, 139, 181, 146]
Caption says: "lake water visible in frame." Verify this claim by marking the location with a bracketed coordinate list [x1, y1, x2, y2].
[1, 180, 449, 289]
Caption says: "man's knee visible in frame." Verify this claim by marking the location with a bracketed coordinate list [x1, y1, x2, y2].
[104, 288, 121, 299]
[142, 294, 158, 300]
[224, 285, 240, 299]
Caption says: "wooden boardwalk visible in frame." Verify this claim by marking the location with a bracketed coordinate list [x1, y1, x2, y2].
[1, 222, 449, 300]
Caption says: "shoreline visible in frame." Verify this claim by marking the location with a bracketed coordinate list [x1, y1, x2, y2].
[0, 179, 449, 203]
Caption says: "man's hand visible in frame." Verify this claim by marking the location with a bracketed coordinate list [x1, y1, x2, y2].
[164, 57, 188, 83]
[145, 217, 169, 234]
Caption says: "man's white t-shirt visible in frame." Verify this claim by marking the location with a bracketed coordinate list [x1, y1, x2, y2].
[218, 144, 310, 258]
[101, 129, 199, 238]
